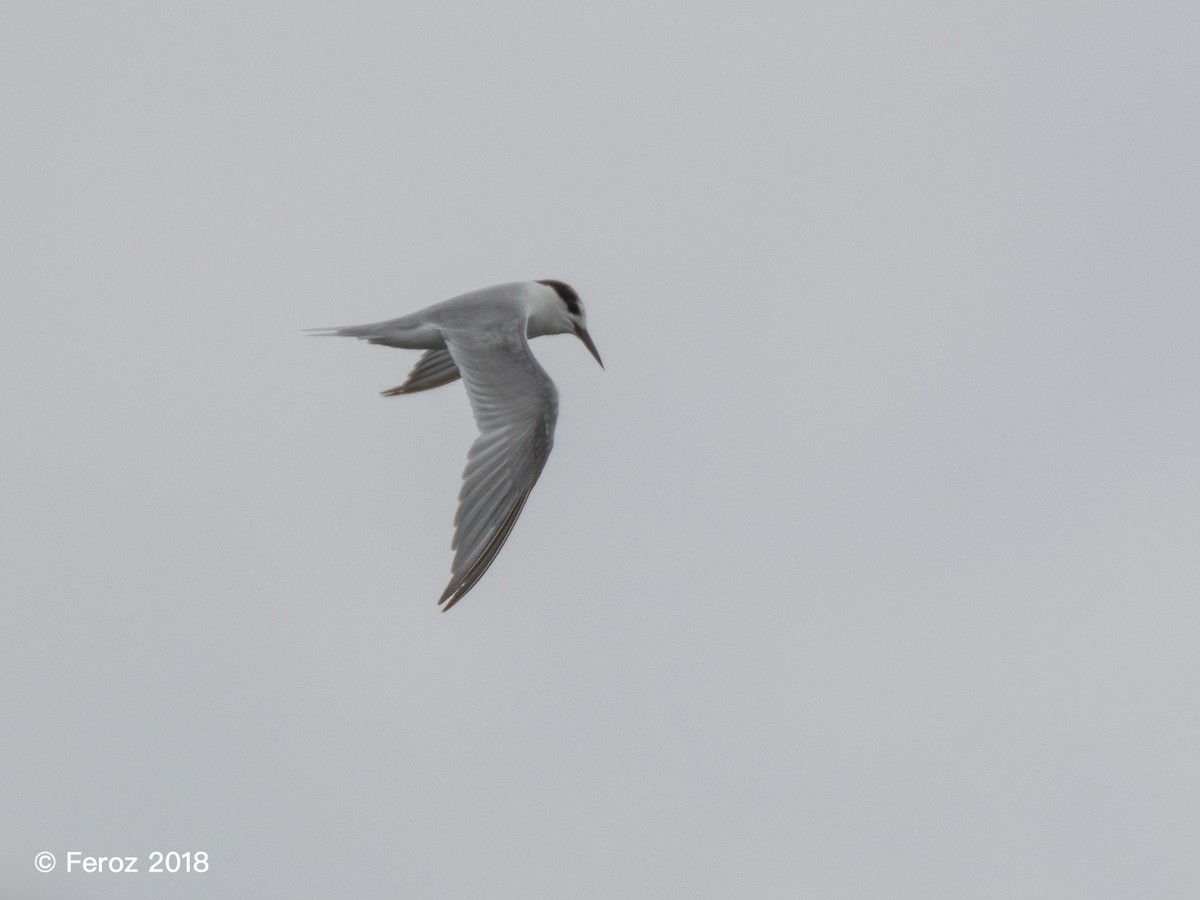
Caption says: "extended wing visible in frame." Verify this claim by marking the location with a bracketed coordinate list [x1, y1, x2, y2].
[436, 316, 558, 610]
[381, 348, 462, 396]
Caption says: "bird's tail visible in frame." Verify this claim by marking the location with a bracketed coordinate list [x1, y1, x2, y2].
[303, 311, 438, 349]
[303, 325, 373, 338]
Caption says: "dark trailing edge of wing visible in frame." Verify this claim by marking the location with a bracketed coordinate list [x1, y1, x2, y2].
[381, 348, 462, 395]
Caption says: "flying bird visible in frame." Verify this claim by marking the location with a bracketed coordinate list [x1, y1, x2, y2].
[310, 280, 603, 610]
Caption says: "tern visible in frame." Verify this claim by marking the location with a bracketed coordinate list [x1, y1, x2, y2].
[311, 279, 603, 610]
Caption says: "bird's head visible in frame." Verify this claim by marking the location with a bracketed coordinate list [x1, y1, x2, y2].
[533, 279, 604, 368]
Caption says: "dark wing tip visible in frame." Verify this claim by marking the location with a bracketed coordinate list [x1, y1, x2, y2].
[436, 490, 536, 611]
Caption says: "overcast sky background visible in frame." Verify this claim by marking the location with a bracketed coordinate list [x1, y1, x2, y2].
[3, 2, 1199, 897]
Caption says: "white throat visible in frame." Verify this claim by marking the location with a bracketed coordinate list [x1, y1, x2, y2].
[525, 282, 574, 338]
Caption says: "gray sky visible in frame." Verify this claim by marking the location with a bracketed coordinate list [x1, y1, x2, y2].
[3, 1, 1199, 897]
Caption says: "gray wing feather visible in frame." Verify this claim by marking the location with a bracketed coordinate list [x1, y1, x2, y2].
[381, 348, 461, 395]
[436, 316, 558, 610]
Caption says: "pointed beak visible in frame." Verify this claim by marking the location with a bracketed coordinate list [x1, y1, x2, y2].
[574, 324, 604, 368]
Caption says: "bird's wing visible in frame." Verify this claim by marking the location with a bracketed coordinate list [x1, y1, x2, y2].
[436, 316, 558, 610]
[381, 348, 461, 395]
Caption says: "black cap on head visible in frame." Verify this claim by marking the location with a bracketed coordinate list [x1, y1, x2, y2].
[537, 279, 582, 316]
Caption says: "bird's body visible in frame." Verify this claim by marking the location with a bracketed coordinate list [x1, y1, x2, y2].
[311, 280, 602, 610]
